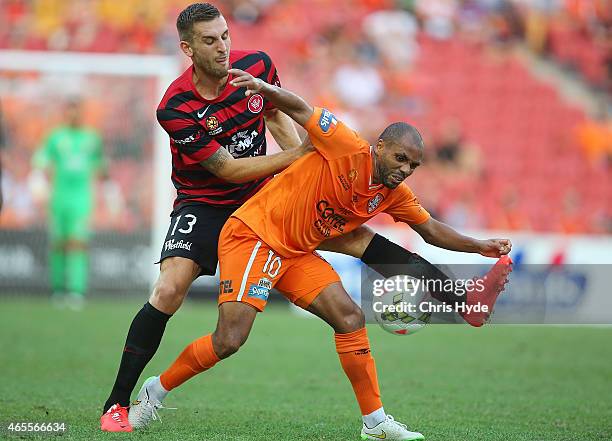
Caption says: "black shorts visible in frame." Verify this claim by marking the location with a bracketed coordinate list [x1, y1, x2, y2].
[158, 203, 238, 276]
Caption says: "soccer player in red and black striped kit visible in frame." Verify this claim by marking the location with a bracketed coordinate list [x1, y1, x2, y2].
[101, 3, 512, 432]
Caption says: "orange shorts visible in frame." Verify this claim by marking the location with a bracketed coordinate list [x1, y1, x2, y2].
[218, 217, 341, 312]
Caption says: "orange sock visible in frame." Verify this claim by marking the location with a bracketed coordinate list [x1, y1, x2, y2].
[160, 334, 220, 391]
[335, 327, 382, 415]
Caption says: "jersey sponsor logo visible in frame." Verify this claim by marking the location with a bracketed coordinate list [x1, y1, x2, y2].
[171, 130, 204, 145]
[257, 277, 272, 290]
[197, 105, 211, 119]
[247, 284, 270, 300]
[206, 116, 222, 135]
[164, 239, 193, 251]
[318, 109, 337, 133]
[220, 280, 234, 294]
[367, 193, 385, 214]
[314, 200, 347, 237]
[247, 94, 264, 113]
[228, 130, 259, 156]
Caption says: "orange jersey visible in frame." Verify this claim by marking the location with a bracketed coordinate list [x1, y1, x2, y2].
[233, 107, 430, 257]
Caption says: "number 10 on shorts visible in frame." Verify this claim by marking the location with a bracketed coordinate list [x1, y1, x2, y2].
[262, 250, 282, 278]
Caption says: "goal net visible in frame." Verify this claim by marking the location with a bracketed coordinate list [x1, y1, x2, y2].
[0, 50, 179, 296]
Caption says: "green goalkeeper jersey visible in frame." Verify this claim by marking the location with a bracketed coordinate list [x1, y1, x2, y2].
[34, 126, 104, 207]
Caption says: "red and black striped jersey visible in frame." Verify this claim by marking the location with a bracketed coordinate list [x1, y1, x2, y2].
[157, 50, 281, 208]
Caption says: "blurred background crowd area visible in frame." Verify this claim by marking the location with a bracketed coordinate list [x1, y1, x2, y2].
[0, 0, 610, 234]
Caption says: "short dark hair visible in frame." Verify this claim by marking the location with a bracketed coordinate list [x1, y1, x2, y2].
[177, 3, 221, 42]
[379, 122, 424, 149]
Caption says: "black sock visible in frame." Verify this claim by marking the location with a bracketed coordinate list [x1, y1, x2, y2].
[361, 234, 466, 308]
[103, 302, 171, 413]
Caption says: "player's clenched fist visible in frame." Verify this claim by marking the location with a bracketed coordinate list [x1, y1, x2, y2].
[478, 239, 512, 258]
[229, 68, 266, 96]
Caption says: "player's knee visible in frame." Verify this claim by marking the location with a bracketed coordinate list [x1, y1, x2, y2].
[338, 305, 366, 333]
[212, 331, 246, 359]
[151, 280, 186, 313]
[347, 225, 376, 258]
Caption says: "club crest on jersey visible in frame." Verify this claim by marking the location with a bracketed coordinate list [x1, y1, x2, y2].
[348, 169, 358, 182]
[248, 94, 264, 113]
[206, 116, 222, 135]
[318, 109, 337, 133]
[367, 193, 385, 214]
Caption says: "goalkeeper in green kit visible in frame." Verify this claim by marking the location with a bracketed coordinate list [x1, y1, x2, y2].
[32, 99, 108, 309]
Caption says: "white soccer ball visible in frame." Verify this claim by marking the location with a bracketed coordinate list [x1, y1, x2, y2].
[372, 275, 432, 336]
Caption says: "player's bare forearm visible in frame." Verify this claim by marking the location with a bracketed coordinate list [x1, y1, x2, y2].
[264, 109, 302, 150]
[229, 69, 313, 127]
[418, 220, 481, 253]
[258, 84, 313, 127]
[200, 145, 308, 184]
[229, 149, 305, 182]
[411, 218, 512, 258]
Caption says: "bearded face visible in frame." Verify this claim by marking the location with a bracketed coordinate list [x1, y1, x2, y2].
[183, 17, 231, 79]
[374, 140, 423, 189]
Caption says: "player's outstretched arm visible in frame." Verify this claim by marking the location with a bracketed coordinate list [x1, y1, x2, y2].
[411, 217, 512, 258]
[200, 137, 312, 184]
[229, 68, 313, 127]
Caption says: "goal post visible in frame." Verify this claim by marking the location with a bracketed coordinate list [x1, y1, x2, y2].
[0, 50, 180, 292]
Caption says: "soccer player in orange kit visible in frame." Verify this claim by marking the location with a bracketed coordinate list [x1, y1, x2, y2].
[128, 69, 512, 440]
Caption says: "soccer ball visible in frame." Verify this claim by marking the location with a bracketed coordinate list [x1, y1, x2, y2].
[372, 275, 432, 336]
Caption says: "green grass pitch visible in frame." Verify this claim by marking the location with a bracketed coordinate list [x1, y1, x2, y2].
[1, 298, 611, 440]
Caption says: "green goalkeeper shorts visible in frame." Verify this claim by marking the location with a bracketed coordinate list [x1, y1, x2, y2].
[49, 199, 92, 242]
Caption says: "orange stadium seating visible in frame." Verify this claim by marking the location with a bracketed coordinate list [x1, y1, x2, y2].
[0, 0, 609, 234]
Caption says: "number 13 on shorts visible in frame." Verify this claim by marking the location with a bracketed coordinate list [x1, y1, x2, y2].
[170, 214, 197, 236]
